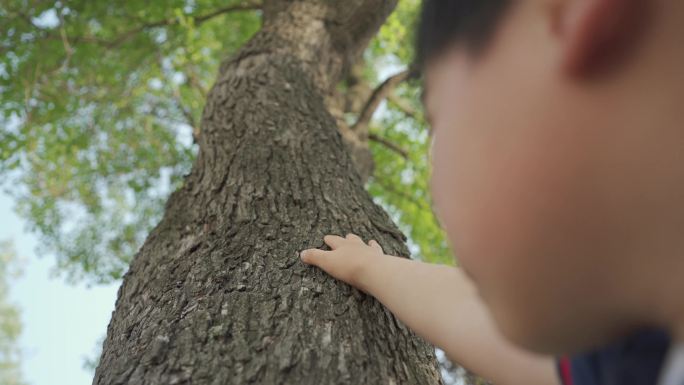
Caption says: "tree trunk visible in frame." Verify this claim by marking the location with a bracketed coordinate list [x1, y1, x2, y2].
[93, 1, 443, 384]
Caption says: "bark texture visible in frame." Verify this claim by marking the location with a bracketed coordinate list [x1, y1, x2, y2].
[94, 1, 443, 384]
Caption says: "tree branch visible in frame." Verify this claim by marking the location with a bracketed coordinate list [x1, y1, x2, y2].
[352, 67, 418, 133]
[105, 1, 263, 48]
[368, 133, 409, 159]
[13, 1, 262, 49]
[373, 174, 430, 211]
[387, 93, 417, 118]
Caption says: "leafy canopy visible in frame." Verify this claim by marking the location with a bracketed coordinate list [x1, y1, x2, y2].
[0, 0, 452, 284]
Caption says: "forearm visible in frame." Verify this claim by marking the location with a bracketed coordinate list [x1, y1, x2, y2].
[299, 234, 559, 385]
[357, 254, 474, 352]
[358, 255, 559, 385]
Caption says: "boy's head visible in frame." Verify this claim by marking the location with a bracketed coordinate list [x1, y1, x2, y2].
[419, 0, 684, 354]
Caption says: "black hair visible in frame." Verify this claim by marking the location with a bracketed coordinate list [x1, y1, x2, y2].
[415, 0, 512, 68]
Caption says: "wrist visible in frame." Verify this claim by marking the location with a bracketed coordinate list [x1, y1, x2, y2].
[354, 252, 391, 295]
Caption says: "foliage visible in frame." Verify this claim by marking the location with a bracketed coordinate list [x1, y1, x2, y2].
[1, 0, 260, 283]
[0, 0, 453, 284]
[367, 83, 451, 265]
[0, 240, 26, 385]
[366, 0, 452, 264]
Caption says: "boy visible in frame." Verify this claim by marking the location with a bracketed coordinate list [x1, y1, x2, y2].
[300, 0, 684, 384]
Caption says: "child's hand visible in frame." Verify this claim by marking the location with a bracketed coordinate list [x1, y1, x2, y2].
[300, 233, 385, 290]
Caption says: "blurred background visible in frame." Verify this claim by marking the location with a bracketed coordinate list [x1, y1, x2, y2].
[0, 1, 470, 384]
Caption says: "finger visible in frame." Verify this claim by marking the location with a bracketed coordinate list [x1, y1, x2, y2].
[368, 239, 383, 253]
[345, 233, 364, 243]
[300, 248, 332, 266]
[323, 234, 346, 249]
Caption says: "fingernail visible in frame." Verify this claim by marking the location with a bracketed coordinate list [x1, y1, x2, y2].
[299, 250, 308, 260]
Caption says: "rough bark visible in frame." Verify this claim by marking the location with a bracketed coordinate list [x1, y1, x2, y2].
[93, 1, 443, 384]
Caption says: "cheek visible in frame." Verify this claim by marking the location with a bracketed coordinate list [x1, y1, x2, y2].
[429, 57, 601, 280]
[431, 117, 615, 351]
[433, 104, 595, 268]
[429, 94, 631, 352]
[425, 41, 636, 351]
[430, 102, 541, 277]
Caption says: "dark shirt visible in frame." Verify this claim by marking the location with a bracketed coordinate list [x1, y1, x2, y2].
[557, 329, 671, 385]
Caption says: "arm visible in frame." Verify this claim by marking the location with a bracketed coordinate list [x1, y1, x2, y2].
[300, 233, 560, 385]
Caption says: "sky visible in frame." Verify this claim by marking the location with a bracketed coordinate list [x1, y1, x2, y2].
[3, 13, 118, 384]
[0, 192, 119, 385]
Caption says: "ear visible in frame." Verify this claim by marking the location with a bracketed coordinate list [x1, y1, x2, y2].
[550, 0, 650, 78]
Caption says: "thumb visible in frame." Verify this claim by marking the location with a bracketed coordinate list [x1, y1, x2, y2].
[300, 248, 331, 267]
[368, 240, 383, 253]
